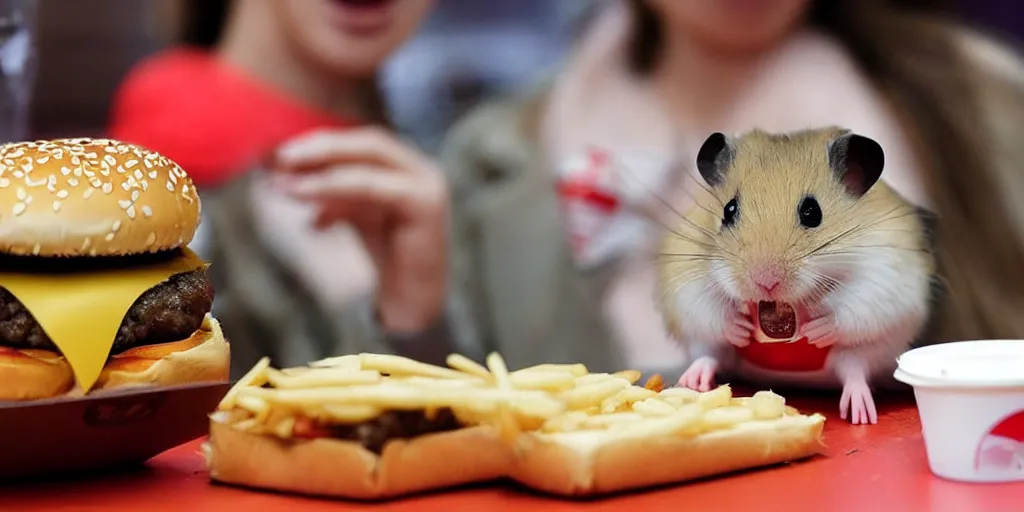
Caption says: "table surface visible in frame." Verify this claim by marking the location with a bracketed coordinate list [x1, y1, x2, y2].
[3, 391, 1022, 512]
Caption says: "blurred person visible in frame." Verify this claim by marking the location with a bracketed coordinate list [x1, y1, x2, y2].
[283, 0, 1024, 379]
[109, 0, 449, 376]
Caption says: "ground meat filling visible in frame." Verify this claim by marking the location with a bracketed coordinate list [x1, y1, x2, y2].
[0, 250, 213, 355]
[292, 409, 465, 454]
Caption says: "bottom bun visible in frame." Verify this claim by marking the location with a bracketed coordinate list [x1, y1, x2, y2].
[205, 416, 512, 500]
[511, 414, 826, 496]
[0, 348, 75, 400]
[95, 314, 230, 390]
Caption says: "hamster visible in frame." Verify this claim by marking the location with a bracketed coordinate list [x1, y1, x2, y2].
[657, 127, 935, 425]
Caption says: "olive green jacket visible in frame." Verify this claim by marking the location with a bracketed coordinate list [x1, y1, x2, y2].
[203, 90, 645, 380]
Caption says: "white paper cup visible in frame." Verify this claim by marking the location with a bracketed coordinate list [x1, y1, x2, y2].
[894, 340, 1024, 483]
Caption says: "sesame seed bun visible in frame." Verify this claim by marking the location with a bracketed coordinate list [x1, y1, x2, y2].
[0, 138, 201, 257]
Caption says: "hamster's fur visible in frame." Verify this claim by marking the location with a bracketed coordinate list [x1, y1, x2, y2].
[658, 127, 935, 424]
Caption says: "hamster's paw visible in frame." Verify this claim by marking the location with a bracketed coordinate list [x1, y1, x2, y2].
[801, 313, 837, 348]
[840, 377, 878, 425]
[725, 312, 754, 348]
[678, 356, 718, 392]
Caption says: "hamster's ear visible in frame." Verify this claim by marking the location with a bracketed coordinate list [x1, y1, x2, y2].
[828, 132, 884, 197]
[696, 132, 735, 187]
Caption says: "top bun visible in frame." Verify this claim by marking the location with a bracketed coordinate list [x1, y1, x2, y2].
[0, 138, 201, 257]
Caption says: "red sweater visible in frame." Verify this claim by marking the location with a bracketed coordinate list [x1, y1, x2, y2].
[108, 48, 350, 189]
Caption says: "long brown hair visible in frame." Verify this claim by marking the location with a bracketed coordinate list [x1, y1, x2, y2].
[175, 0, 389, 125]
[628, 0, 1024, 342]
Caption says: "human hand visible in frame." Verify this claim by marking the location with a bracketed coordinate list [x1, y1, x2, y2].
[269, 127, 449, 333]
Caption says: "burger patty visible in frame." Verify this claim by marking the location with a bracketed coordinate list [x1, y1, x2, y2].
[0, 268, 213, 355]
[293, 409, 464, 454]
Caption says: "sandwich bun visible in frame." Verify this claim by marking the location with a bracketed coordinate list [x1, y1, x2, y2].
[96, 315, 230, 391]
[0, 138, 201, 257]
[205, 419, 511, 500]
[511, 414, 826, 496]
[205, 410, 825, 499]
[0, 347, 74, 400]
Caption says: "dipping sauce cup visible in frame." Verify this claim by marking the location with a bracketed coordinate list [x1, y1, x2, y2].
[894, 340, 1024, 483]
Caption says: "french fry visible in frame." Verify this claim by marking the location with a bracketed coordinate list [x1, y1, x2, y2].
[612, 370, 642, 385]
[632, 398, 677, 417]
[697, 385, 732, 410]
[485, 352, 521, 443]
[748, 391, 787, 420]
[219, 356, 271, 411]
[308, 354, 362, 370]
[359, 353, 478, 380]
[702, 406, 755, 429]
[446, 354, 493, 381]
[267, 368, 382, 389]
[509, 371, 577, 392]
[562, 378, 632, 410]
[643, 374, 665, 392]
[515, 363, 589, 376]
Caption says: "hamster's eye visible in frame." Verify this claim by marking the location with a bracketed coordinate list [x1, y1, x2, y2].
[723, 197, 739, 227]
[798, 196, 822, 228]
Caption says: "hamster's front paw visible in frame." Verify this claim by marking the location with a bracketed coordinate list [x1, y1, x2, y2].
[840, 376, 878, 425]
[725, 310, 754, 348]
[801, 313, 837, 348]
[678, 356, 718, 392]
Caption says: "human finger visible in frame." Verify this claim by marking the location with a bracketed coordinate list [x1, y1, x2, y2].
[273, 127, 433, 177]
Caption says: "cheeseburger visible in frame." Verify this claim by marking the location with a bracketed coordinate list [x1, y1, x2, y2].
[0, 138, 229, 401]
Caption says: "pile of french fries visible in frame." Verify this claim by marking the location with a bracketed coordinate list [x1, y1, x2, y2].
[217, 352, 803, 442]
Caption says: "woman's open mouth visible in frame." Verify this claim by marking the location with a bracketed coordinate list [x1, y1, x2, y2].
[753, 301, 798, 341]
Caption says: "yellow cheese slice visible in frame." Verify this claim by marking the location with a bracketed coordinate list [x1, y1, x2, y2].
[0, 248, 207, 392]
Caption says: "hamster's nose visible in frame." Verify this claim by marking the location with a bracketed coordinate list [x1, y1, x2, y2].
[750, 265, 784, 293]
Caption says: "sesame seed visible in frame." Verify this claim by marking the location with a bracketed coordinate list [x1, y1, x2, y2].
[134, 169, 143, 180]
[82, 187, 93, 199]
[60, 166, 71, 175]
[52, 201, 60, 212]
[37, 156, 49, 164]
[89, 178, 101, 188]
[126, 206, 136, 219]
[68, 177, 79, 187]
[104, 145, 117, 153]
[85, 152, 97, 159]
[15, 187, 25, 200]
[146, 232, 157, 246]
[24, 196, 31, 205]
[165, 181, 174, 192]
[141, 180, 148, 191]
[121, 181, 131, 191]
[102, 182, 113, 194]
[126, 159, 138, 169]
[148, 170, 157, 179]
[25, 176, 45, 187]
[118, 199, 132, 209]
[141, 205, 153, 217]
[12, 202, 26, 215]
[71, 156, 80, 165]
[112, 220, 121, 231]
[103, 155, 116, 166]
[13, 170, 22, 178]
[104, 232, 115, 242]
[0, 178, 9, 187]
[56, 189, 68, 199]
[131, 189, 140, 202]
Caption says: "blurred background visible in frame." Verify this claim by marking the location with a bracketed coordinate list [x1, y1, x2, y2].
[13, 0, 1019, 149]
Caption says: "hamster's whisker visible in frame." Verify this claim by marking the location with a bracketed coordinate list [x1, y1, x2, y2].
[800, 225, 862, 258]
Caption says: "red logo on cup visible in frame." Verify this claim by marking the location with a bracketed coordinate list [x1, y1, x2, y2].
[557, 146, 622, 261]
[974, 410, 1024, 473]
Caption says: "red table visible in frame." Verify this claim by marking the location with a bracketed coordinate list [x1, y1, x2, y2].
[3, 392, 1021, 512]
